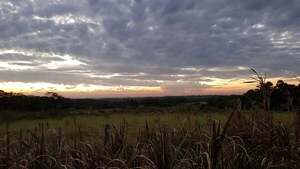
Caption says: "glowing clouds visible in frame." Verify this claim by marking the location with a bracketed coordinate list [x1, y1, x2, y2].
[41, 54, 87, 70]
[0, 48, 87, 71]
[33, 14, 101, 26]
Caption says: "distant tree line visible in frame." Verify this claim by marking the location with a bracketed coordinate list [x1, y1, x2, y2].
[0, 78, 299, 117]
[0, 90, 217, 113]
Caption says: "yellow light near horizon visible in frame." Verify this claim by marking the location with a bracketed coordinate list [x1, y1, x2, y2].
[0, 82, 162, 97]
[0, 77, 298, 98]
[206, 76, 298, 86]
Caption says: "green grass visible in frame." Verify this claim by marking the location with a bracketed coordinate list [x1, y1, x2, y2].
[0, 111, 294, 139]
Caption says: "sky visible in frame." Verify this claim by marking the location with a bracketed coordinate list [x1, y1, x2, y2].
[0, 0, 299, 98]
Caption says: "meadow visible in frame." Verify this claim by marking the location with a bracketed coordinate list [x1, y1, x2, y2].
[1, 108, 299, 169]
[0, 111, 294, 138]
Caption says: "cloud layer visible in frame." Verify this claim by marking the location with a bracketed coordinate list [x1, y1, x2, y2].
[0, 0, 299, 97]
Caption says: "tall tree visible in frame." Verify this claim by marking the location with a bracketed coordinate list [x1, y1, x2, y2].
[275, 80, 293, 111]
[245, 68, 273, 112]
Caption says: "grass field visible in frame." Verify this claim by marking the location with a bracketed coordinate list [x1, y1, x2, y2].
[1, 109, 299, 168]
[1, 111, 295, 138]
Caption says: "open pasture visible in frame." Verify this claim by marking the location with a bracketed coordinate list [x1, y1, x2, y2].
[0, 111, 295, 138]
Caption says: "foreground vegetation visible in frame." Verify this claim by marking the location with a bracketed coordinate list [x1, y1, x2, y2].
[0, 109, 299, 169]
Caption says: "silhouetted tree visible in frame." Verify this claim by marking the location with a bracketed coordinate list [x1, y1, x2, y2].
[244, 78, 300, 111]
[245, 68, 273, 112]
[45, 92, 64, 100]
[275, 80, 293, 111]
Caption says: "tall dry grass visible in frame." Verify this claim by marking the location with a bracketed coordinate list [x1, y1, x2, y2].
[1, 108, 300, 169]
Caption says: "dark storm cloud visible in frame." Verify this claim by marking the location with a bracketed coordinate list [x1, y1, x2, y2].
[0, 0, 299, 88]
